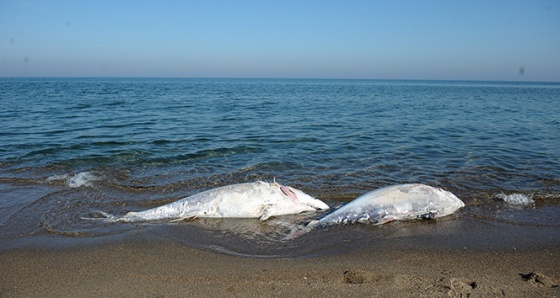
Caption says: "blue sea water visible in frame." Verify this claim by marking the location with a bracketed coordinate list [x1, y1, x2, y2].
[1, 78, 559, 256]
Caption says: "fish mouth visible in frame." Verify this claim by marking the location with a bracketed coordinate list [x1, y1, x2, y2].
[293, 191, 330, 211]
[309, 198, 330, 210]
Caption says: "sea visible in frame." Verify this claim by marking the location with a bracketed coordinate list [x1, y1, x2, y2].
[1, 78, 559, 258]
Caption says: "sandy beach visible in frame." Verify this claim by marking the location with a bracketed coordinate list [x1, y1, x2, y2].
[1, 233, 558, 298]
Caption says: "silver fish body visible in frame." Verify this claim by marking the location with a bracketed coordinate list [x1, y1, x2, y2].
[308, 183, 464, 228]
[94, 181, 329, 222]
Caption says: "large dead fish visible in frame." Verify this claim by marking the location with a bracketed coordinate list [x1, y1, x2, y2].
[307, 183, 464, 229]
[90, 181, 329, 222]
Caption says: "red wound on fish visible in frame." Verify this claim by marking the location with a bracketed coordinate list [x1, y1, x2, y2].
[280, 185, 298, 200]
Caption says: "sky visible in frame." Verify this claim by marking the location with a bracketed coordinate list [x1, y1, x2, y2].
[1, 0, 559, 81]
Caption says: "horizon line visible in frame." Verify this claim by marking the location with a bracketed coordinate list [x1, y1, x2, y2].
[1, 76, 558, 84]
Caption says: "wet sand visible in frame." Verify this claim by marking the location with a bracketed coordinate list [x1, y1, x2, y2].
[1, 235, 559, 297]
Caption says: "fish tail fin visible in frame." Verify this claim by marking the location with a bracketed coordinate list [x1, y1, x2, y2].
[81, 210, 126, 222]
[283, 223, 314, 240]
[306, 219, 321, 229]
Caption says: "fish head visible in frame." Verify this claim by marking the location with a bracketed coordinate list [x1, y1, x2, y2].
[279, 185, 330, 211]
[433, 186, 465, 216]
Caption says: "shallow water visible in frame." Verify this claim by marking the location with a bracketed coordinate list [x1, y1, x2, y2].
[1, 78, 559, 257]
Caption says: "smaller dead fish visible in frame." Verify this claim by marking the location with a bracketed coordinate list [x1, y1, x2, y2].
[308, 183, 464, 229]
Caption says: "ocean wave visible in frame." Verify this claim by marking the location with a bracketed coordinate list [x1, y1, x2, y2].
[495, 193, 535, 206]
[47, 171, 102, 188]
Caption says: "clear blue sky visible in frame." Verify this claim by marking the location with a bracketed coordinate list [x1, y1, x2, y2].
[1, 0, 559, 81]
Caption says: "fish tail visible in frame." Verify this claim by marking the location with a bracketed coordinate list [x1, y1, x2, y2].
[282, 224, 312, 240]
[282, 219, 327, 240]
[306, 219, 321, 229]
[81, 210, 127, 222]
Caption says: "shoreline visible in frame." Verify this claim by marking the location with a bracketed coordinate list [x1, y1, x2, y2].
[1, 233, 559, 297]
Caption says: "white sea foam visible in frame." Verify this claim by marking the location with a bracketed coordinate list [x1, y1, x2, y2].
[496, 193, 534, 206]
[47, 171, 102, 188]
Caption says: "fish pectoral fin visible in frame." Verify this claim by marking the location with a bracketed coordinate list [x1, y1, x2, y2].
[259, 205, 275, 221]
[373, 216, 395, 225]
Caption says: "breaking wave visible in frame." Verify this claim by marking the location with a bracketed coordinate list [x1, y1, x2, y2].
[47, 171, 103, 188]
